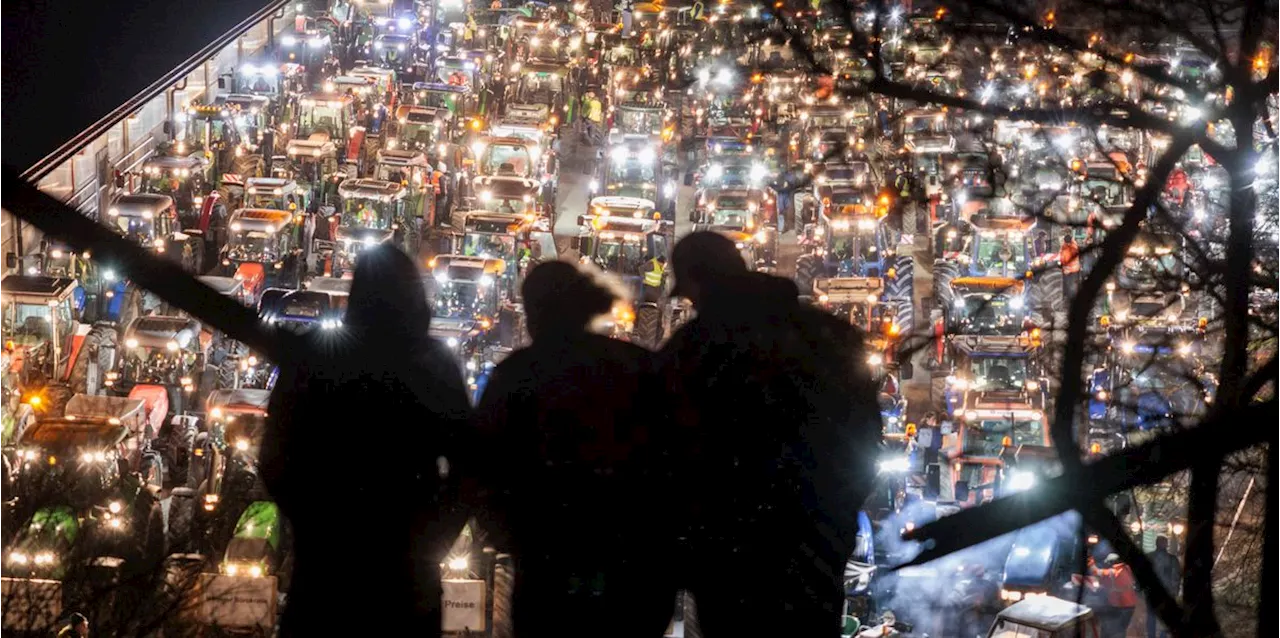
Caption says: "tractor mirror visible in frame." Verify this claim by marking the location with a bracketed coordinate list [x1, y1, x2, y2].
[954, 480, 970, 503]
[900, 362, 914, 380]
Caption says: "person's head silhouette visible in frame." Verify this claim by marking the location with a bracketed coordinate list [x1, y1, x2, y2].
[521, 261, 615, 340]
[670, 231, 748, 308]
[348, 245, 431, 348]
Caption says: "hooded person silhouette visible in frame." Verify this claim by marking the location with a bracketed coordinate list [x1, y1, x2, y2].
[474, 261, 677, 638]
[660, 232, 882, 638]
[262, 245, 472, 637]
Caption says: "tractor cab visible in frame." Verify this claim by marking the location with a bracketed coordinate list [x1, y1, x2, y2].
[492, 103, 554, 149]
[575, 213, 675, 346]
[244, 177, 307, 213]
[260, 283, 349, 334]
[372, 33, 416, 74]
[1, 276, 85, 388]
[601, 137, 672, 216]
[576, 213, 673, 299]
[193, 388, 271, 519]
[814, 276, 906, 364]
[374, 149, 433, 221]
[965, 216, 1035, 279]
[510, 61, 569, 123]
[329, 179, 408, 276]
[407, 82, 476, 121]
[221, 208, 305, 289]
[177, 98, 265, 184]
[609, 102, 667, 147]
[814, 189, 893, 278]
[429, 255, 506, 342]
[390, 105, 448, 153]
[1102, 230, 1187, 329]
[106, 194, 188, 259]
[238, 61, 307, 110]
[473, 136, 543, 181]
[458, 211, 529, 286]
[472, 175, 542, 221]
[108, 316, 205, 404]
[287, 92, 356, 167]
[942, 277, 1032, 336]
[943, 334, 1048, 426]
[900, 108, 955, 155]
[138, 155, 211, 219]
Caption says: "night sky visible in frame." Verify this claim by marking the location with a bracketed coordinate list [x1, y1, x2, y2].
[3, 0, 276, 172]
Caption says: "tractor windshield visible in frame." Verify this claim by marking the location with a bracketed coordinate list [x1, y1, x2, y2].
[1121, 239, 1181, 285]
[956, 293, 1023, 335]
[1080, 179, 1128, 207]
[341, 198, 395, 230]
[974, 232, 1027, 276]
[481, 144, 534, 178]
[3, 300, 69, 346]
[617, 108, 662, 136]
[965, 355, 1030, 392]
[462, 234, 515, 260]
[187, 117, 236, 148]
[400, 118, 436, 149]
[120, 347, 189, 385]
[593, 237, 646, 274]
[112, 215, 158, 244]
[517, 73, 563, 103]
[226, 231, 278, 263]
[964, 420, 1045, 458]
[905, 114, 946, 135]
[246, 192, 291, 211]
[433, 274, 498, 320]
[608, 155, 656, 183]
[298, 103, 343, 138]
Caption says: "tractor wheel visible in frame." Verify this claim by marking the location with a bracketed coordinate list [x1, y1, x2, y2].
[142, 500, 168, 568]
[69, 324, 118, 395]
[1036, 268, 1065, 318]
[885, 256, 915, 334]
[232, 154, 265, 180]
[633, 305, 662, 350]
[166, 490, 196, 554]
[794, 253, 823, 297]
[932, 259, 958, 310]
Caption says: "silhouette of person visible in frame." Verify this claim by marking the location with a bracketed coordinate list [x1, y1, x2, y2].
[262, 244, 471, 637]
[659, 232, 882, 638]
[474, 261, 676, 638]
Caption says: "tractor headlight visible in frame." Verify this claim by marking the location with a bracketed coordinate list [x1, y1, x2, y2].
[877, 456, 910, 473]
[1006, 470, 1037, 492]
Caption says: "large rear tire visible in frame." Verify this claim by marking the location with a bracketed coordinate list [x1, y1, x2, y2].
[794, 253, 823, 298]
[633, 305, 662, 350]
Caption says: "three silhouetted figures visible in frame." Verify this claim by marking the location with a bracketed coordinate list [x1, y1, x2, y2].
[265, 235, 882, 637]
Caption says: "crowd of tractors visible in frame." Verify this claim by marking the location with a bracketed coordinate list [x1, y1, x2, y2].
[3, 0, 1275, 635]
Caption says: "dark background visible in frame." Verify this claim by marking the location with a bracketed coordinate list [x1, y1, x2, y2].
[3, 0, 274, 171]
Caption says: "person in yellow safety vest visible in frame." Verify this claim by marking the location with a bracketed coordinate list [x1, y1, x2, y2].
[642, 254, 666, 301]
[584, 91, 604, 144]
